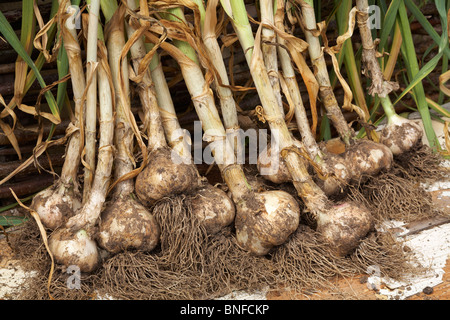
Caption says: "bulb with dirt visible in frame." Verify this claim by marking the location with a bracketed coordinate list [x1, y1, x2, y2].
[380, 115, 424, 156]
[234, 189, 300, 256]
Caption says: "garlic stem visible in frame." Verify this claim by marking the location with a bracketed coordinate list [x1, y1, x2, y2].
[225, 0, 329, 213]
[380, 95, 398, 123]
[65, 18, 115, 230]
[355, 0, 399, 121]
[300, 0, 353, 145]
[58, 1, 86, 188]
[193, 0, 242, 156]
[145, 11, 251, 202]
[30, 2, 86, 231]
[83, 0, 100, 200]
[274, 0, 322, 160]
[147, 47, 193, 162]
[125, 0, 167, 152]
[260, 0, 284, 115]
[101, 0, 135, 197]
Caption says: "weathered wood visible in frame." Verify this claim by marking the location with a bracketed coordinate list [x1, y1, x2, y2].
[0, 69, 60, 97]
[0, 0, 53, 25]
[0, 121, 70, 146]
[403, 216, 450, 237]
[0, 173, 57, 199]
[0, 151, 65, 179]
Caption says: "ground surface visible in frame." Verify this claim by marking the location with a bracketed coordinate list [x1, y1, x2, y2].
[2, 189, 449, 300]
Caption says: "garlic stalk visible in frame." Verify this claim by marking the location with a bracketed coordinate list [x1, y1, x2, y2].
[102, 0, 135, 198]
[94, 0, 160, 254]
[125, 0, 199, 204]
[260, 0, 284, 115]
[49, 0, 108, 273]
[191, 0, 244, 158]
[82, 0, 100, 199]
[300, 0, 353, 145]
[65, 15, 114, 231]
[299, 0, 393, 182]
[224, 0, 329, 214]
[272, 0, 350, 195]
[356, 0, 423, 156]
[30, 1, 85, 230]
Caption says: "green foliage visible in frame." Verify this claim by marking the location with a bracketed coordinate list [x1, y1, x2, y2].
[327, 0, 449, 149]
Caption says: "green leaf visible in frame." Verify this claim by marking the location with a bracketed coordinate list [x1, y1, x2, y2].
[0, 215, 28, 227]
[23, 0, 60, 96]
[19, 0, 36, 58]
[394, 1, 449, 106]
[393, 0, 446, 150]
[378, 0, 401, 54]
[404, 0, 450, 60]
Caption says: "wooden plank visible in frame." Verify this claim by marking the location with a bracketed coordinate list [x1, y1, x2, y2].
[403, 216, 450, 237]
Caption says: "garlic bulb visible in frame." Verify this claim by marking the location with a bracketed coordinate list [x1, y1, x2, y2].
[31, 182, 82, 230]
[135, 147, 199, 204]
[380, 115, 423, 156]
[316, 201, 373, 256]
[318, 153, 351, 196]
[257, 144, 292, 184]
[235, 190, 300, 255]
[48, 228, 100, 273]
[98, 196, 160, 254]
[344, 139, 393, 181]
[190, 183, 235, 234]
